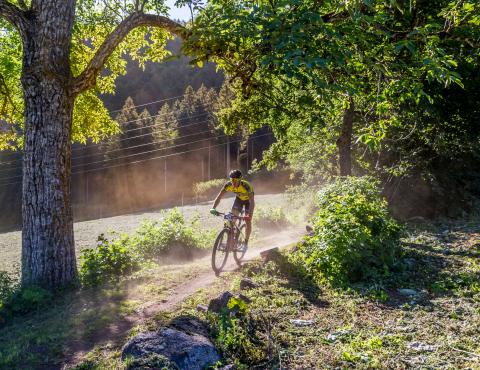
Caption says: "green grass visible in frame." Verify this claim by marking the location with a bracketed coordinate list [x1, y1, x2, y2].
[171, 219, 480, 369]
[0, 261, 211, 369]
[2, 217, 480, 369]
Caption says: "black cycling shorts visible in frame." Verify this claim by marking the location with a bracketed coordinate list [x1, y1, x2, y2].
[232, 197, 250, 214]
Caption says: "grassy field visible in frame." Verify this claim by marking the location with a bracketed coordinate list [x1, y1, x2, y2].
[71, 217, 480, 369]
[0, 193, 288, 275]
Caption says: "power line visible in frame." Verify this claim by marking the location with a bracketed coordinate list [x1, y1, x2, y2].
[74, 113, 212, 150]
[71, 123, 220, 163]
[0, 132, 274, 187]
[0, 118, 212, 170]
[0, 111, 216, 168]
[72, 131, 227, 170]
[0, 90, 220, 161]
[74, 132, 273, 175]
[0, 129, 225, 180]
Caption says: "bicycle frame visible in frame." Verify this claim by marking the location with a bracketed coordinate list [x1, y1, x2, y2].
[211, 211, 248, 275]
[220, 212, 245, 251]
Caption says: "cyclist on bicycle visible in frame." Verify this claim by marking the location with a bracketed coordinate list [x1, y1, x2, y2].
[210, 169, 254, 250]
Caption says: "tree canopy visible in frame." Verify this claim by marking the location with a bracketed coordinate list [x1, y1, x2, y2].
[183, 0, 479, 215]
[0, 0, 189, 149]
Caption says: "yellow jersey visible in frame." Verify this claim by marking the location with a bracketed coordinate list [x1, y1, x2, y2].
[222, 180, 254, 201]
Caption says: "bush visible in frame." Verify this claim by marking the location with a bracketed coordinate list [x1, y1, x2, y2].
[297, 176, 402, 285]
[0, 271, 17, 324]
[0, 271, 16, 305]
[80, 234, 139, 287]
[209, 296, 267, 366]
[254, 206, 290, 229]
[8, 285, 54, 314]
[131, 209, 209, 259]
[80, 210, 214, 286]
[193, 178, 225, 200]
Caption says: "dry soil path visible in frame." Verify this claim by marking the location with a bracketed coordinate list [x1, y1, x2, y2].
[62, 226, 304, 369]
[0, 193, 287, 274]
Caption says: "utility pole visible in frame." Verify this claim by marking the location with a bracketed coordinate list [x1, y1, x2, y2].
[226, 136, 231, 175]
[208, 142, 211, 180]
[164, 159, 167, 193]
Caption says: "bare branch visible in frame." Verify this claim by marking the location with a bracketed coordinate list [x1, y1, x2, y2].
[0, 0, 29, 33]
[439, 31, 480, 48]
[72, 12, 188, 95]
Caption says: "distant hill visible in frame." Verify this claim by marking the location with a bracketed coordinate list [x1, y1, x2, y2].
[101, 38, 224, 113]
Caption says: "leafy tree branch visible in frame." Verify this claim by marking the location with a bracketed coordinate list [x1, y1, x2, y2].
[0, 0, 29, 34]
[72, 11, 187, 95]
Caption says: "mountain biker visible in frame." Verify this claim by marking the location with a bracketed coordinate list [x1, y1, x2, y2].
[210, 169, 255, 250]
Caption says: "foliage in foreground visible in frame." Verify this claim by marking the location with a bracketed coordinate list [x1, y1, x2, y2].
[254, 206, 290, 229]
[0, 271, 54, 325]
[80, 209, 213, 287]
[297, 177, 402, 285]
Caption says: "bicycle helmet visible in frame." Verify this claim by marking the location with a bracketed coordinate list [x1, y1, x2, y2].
[229, 169, 242, 179]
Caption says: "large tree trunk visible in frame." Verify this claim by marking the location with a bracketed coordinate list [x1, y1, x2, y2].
[337, 97, 355, 177]
[20, 0, 78, 288]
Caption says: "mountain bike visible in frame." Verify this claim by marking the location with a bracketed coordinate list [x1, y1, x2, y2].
[211, 212, 248, 275]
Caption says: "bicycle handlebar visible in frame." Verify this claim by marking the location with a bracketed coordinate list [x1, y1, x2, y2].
[216, 212, 247, 220]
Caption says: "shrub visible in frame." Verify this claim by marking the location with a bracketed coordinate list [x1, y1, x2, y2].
[8, 285, 54, 314]
[254, 206, 290, 229]
[209, 296, 267, 366]
[297, 176, 402, 285]
[0, 271, 16, 305]
[131, 209, 208, 259]
[79, 210, 213, 286]
[80, 234, 139, 287]
[193, 178, 225, 200]
[0, 271, 18, 324]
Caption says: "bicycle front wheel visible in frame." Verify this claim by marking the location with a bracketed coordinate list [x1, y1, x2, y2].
[212, 229, 230, 275]
[233, 224, 247, 266]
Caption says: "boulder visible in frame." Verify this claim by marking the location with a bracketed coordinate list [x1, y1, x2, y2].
[207, 291, 234, 313]
[218, 365, 237, 370]
[398, 288, 419, 296]
[260, 247, 280, 262]
[122, 328, 220, 370]
[239, 278, 258, 290]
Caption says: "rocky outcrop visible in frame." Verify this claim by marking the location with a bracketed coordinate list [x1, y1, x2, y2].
[122, 319, 220, 370]
[207, 291, 234, 313]
[239, 278, 258, 290]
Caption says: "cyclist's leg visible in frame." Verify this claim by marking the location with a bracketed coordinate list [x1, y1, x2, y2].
[231, 197, 242, 218]
[244, 200, 252, 244]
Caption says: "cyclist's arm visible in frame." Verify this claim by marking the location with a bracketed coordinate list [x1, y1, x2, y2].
[212, 189, 226, 209]
[249, 193, 255, 215]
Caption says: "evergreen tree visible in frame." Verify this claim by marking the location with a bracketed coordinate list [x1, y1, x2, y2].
[153, 103, 179, 150]
[105, 97, 140, 160]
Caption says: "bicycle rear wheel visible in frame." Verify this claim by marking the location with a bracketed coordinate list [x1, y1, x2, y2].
[233, 224, 247, 266]
[212, 229, 230, 275]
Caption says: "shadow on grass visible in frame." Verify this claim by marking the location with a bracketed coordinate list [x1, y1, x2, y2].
[347, 240, 480, 308]
[0, 281, 136, 370]
[260, 248, 329, 308]
[253, 238, 480, 312]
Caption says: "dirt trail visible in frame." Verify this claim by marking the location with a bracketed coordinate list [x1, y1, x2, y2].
[62, 227, 303, 369]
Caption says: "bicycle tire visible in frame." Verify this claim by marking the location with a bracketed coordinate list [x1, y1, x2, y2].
[212, 228, 230, 275]
[233, 224, 247, 266]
